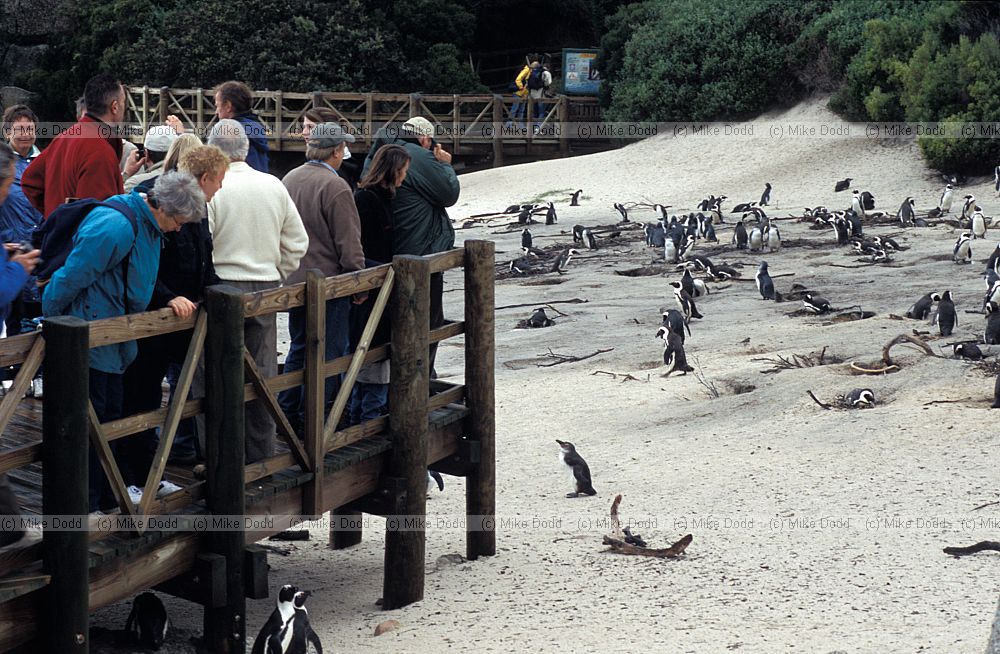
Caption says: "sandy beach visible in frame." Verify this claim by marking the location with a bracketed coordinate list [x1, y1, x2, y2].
[93, 97, 1000, 653]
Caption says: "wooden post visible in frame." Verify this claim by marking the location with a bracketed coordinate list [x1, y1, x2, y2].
[311, 91, 323, 110]
[275, 91, 284, 151]
[41, 317, 90, 653]
[141, 86, 149, 136]
[364, 92, 374, 149]
[203, 285, 246, 652]
[158, 86, 169, 124]
[330, 508, 363, 550]
[382, 256, 430, 610]
[452, 95, 461, 153]
[463, 242, 496, 560]
[558, 95, 569, 157]
[491, 95, 504, 168]
[196, 88, 205, 134]
[302, 270, 325, 517]
[408, 93, 421, 120]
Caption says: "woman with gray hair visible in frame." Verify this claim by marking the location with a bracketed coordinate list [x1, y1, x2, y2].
[207, 119, 250, 162]
[41, 169, 206, 512]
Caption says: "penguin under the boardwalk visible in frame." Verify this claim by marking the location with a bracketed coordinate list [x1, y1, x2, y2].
[748, 226, 763, 252]
[935, 290, 957, 336]
[556, 440, 596, 498]
[760, 182, 772, 206]
[756, 261, 776, 300]
[125, 592, 169, 651]
[939, 183, 954, 213]
[733, 220, 749, 249]
[269, 590, 323, 654]
[802, 292, 831, 314]
[985, 302, 1000, 344]
[570, 189, 583, 206]
[657, 323, 695, 376]
[583, 228, 598, 250]
[521, 228, 532, 250]
[953, 232, 973, 264]
[661, 309, 690, 344]
[765, 224, 781, 252]
[427, 470, 445, 497]
[251, 584, 298, 654]
[954, 343, 984, 361]
[834, 177, 853, 192]
[905, 292, 940, 320]
[669, 281, 703, 324]
[972, 208, 987, 240]
[897, 197, 915, 227]
[845, 388, 876, 408]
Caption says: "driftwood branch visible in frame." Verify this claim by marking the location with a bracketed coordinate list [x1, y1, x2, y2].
[807, 390, 832, 410]
[602, 534, 693, 558]
[973, 500, 1000, 511]
[849, 362, 900, 375]
[496, 298, 588, 311]
[591, 370, 646, 383]
[882, 333, 937, 366]
[690, 357, 720, 398]
[610, 494, 623, 540]
[943, 541, 1000, 557]
[537, 347, 614, 367]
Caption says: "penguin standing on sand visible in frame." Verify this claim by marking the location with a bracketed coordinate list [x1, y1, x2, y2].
[680, 268, 696, 297]
[669, 281, 703, 324]
[268, 590, 323, 654]
[953, 232, 973, 264]
[664, 234, 678, 263]
[583, 228, 598, 250]
[517, 208, 533, 225]
[570, 189, 583, 206]
[678, 233, 696, 260]
[984, 280, 1000, 312]
[748, 226, 763, 252]
[972, 208, 987, 240]
[905, 292, 940, 320]
[657, 323, 695, 376]
[845, 210, 863, 238]
[986, 302, 1000, 344]
[251, 584, 298, 654]
[962, 194, 977, 222]
[427, 470, 445, 497]
[760, 183, 772, 206]
[939, 184, 954, 213]
[995, 166, 1000, 197]
[733, 220, 748, 249]
[125, 592, 169, 650]
[572, 224, 586, 244]
[521, 228, 532, 250]
[550, 248, 580, 274]
[614, 203, 629, 222]
[661, 309, 690, 344]
[556, 440, 596, 498]
[756, 261, 776, 300]
[935, 290, 957, 336]
[851, 190, 863, 216]
[897, 197, 915, 227]
[861, 190, 876, 211]
[545, 202, 557, 225]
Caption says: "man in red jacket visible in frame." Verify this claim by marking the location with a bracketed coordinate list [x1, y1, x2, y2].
[22, 74, 140, 217]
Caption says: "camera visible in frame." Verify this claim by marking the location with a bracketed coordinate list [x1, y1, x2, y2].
[135, 143, 146, 158]
[16, 241, 33, 254]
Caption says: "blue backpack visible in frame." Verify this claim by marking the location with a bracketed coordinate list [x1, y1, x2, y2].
[32, 198, 139, 302]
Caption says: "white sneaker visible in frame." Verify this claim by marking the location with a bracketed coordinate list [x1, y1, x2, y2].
[127, 485, 143, 505]
[156, 480, 183, 498]
[30, 377, 42, 399]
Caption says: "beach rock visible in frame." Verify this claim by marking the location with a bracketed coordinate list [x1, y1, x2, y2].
[374, 619, 401, 636]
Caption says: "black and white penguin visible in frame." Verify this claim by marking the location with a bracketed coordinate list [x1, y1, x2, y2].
[984, 280, 1000, 312]
[702, 219, 718, 243]
[972, 208, 987, 240]
[861, 190, 875, 211]
[993, 368, 1000, 408]
[953, 232, 973, 264]
[986, 302, 1000, 344]
[678, 233, 696, 260]
[851, 190, 863, 216]
[517, 208, 533, 225]
[845, 388, 876, 408]
[683, 254, 713, 273]
[550, 248, 581, 274]
[756, 261, 776, 300]
[939, 184, 954, 213]
[748, 226, 763, 252]
[731, 201, 756, 214]
[680, 268, 696, 297]
[509, 258, 533, 275]
[936, 290, 957, 336]
[252, 584, 299, 654]
[556, 440, 596, 498]
[834, 177, 853, 192]
[521, 228, 532, 250]
[708, 262, 740, 280]
[664, 234, 678, 263]
[954, 343, 984, 361]
[268, 590, 323, 654]
[570, 189, 583, 206]
[657, 323, 694, 376]
[897, 197, 915, 227]
[572, 224, 585, 244]
[845, 210, 863, 238]
[427, 470, 445, 496]
[961, 194, 977, 222]
[613, 202, 629, 222]
[760, 182, 772, 206]
[583, 228, 598, 250]
[125, 592, 169, 651]
[802, 292, 831, 314]
[733, 220, 748, 249]
[545, 202, 557, 225]
[833, 217, 850, 245]
[691, 278, 709, 298]
[669, 281, 703, 324]
[984, 242, 1000, 274]
[660, 309, 690, 344]
[905, 292, 940, 320]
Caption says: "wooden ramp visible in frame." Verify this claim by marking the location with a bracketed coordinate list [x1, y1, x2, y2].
[0, 243, 496, 652]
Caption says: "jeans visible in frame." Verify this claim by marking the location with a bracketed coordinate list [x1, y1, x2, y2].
[278, 297, 351, 432]
[533, 100, 546, 125]
[348, 382, 388, 424]
[509, 98, 526, 126]
[90, 369, 124, 512]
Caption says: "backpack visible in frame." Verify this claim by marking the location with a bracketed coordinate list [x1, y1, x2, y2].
[32, 198, 139, 304]
[526, 67, 545, 90]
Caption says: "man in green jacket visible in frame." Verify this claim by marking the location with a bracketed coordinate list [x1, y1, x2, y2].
[363, 116, 460, 372]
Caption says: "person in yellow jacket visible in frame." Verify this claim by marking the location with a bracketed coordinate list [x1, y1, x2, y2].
[507, 59, 534, 129]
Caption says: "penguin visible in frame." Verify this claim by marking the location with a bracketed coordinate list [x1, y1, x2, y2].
[657, 323, 694, 376]
[760, 182, 772, 206]
[748, 226, 763, 252]
[972, 208, 987, 240]
[613, 202, 629, 222]
[550, 248, 580, 274]
[984, 242, 1000, 274]
[670, 281, 703, 324]
[678, 233, 696, 260]
[845, 210, 863, 238]
[622, 526, 647, 548]
[583, 228, 598, 250]
[986, 302, 1000, 344]
[939, 184, 954, 213]
[680, 268, 696, 298]
[995, 166, 1000, 197]
[953, 232, 973, 264]
[756, 261, 775, 300]
[962, 194, 977, 222]
[649, 223, 666, 248]
[517, 208, 533, 225]
[993, 370, 1000, 409]
[861, 190, 875, 211]
[954, 343, 984, 361]
[897, 197, 915, 227]
[802, 292, 831, 314]
[509, 258, 532, 275]
[521, 228, 532, 250]
[427, 470, 445, 496]
[845, 388, 876, 408]
[125, 592, 169, 651]
[664, 235, 678, 264]
[660, 309, 690, 344]
[905, 292, 940, 320]
[703, 220, 718, 243]
[570, 189, 583, 206]
[268, 590, 323, 654]
[731, 201, 756, 213]
[733, 220, 748, 249]
[984, 280, 1000, 312]
[572, 224, 585, 244]
[708, 263, 740, 280]
[935, 290, 957, 336]
[556, 440, 596, 498]
[252, 584, 299, 654]
[833, 217, 850, 245]
[691, 278, 710, 298]
[834, 177, 853, 192]
[684, 254, 713, 273]
[545, 202, 557, 225]
[851, 190, 863, 216]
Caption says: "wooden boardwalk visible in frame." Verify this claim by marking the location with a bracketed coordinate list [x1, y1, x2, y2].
[126, 86, 607, 166]
[0, 242, 496, 652]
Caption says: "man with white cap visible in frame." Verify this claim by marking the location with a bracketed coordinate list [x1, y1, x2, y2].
[279, 123, 366, 433]
[124, 124, 180, 192]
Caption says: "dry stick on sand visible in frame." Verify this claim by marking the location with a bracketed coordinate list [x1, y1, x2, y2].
[602, 495, 693, 558]
[942, 541, 1000, 557]
[690, 357, 720, 397]
[807, 390, 833, 410]
[591, 370, 646, 383]
[753, 347, 829, 374]
[850, 333, 938, 374]
[973, 500, 1000, 511]
[495, 298, 588, 311]
[537, 347, 614, 367]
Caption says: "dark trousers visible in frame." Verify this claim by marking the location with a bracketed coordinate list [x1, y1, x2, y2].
[89, 369, 124, 512]
[0, 474, 23, 545]
[4, 299, 40, 337]
[429, 272, 444, 376]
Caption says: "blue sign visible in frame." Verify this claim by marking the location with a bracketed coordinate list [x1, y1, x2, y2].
[562, 49, 601, 95]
